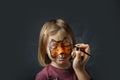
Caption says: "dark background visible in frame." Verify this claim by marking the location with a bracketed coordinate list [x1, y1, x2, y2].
[1, 0, 120, 80]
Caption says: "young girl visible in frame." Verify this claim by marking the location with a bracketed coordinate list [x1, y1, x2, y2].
[35, 19, 91, 80]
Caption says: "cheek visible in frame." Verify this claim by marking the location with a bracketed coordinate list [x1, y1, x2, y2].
[46, 48, 56, 60]
[51, 50, 58, 57]
[65, 47, 72, 55]
[47, 46, 59, 58]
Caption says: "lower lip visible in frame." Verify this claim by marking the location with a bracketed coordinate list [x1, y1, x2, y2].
[59, 57, 66, 61]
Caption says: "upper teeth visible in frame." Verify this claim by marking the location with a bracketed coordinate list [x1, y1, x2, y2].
[59, 54, 66, 58]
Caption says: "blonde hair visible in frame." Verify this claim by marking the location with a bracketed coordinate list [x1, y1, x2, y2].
[38, 19, 76, 67]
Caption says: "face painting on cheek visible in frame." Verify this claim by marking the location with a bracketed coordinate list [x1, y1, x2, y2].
[49, 37, 73, 58]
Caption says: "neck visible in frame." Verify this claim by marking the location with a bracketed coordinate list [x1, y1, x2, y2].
[50, 62, 71, 69]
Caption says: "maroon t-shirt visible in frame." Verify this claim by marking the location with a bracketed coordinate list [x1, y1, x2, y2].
[35, 64, 77, 80]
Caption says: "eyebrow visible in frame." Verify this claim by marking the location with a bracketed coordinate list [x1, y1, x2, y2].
[50, 37, 69, 43]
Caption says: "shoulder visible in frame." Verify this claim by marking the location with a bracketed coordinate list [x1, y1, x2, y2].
[35, 66, 50, 80]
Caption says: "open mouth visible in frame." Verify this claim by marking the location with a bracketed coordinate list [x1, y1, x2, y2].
[58, 54, 66, 61]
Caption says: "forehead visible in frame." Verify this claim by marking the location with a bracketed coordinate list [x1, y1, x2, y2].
[48, 30, 71, 42]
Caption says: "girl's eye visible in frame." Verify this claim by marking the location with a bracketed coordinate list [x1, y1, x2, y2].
[49, 42, 58, 49]
[49, 40, 58, 49]
[50, 45, 57, 49]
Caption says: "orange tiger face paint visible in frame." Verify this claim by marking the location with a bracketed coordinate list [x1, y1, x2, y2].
[49, 37, 73, 58]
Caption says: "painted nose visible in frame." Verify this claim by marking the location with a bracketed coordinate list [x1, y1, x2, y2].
[57, 44, 65, 55]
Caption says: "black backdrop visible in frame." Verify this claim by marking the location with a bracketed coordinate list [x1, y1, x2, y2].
[1, 0, 120, 80]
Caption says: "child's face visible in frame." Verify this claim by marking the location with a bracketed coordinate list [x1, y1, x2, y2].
[46, 30, 73, 65]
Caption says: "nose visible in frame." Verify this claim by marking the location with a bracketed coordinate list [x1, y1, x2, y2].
[57, 44, 65, 55]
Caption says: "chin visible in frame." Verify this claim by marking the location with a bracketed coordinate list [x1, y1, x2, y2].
[56, 60, 69, 65]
